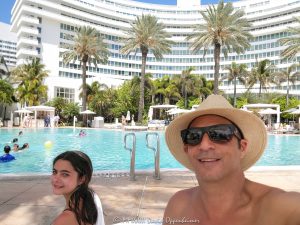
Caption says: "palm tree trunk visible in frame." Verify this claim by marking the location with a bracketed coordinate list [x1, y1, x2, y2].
[82, 57, 88, 125]
[259, 83, 262, 97]
[138, 49, 147, 123]
[233, 77, 237, 108]
[214, 44, 221, 94]
[286, 78, 290, 106]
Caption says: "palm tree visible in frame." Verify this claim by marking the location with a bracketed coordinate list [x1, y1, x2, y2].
[222, 62, 248, 107]
[11, 58, 48, 106]
[156, 83, 181, 104]
[197, 76, 213, 102]
[62, 26, 109, 116]
[0, 79, 14, 120]
[247, 59, 276, 97]
[279, 17, 300, 59]
[120, 14, 173, 123]
[186, 0, 252, 94]
[173, 67, 196, 108]
[273, 64, 300, 106]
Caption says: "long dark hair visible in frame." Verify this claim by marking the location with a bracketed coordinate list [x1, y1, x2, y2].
[53, 151, 98, 225]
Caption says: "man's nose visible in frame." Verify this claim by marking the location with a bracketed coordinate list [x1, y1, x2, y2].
[197, 133, 215, 150]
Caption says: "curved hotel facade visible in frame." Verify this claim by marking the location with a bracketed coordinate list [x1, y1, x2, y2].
[11, 0, 300, 103]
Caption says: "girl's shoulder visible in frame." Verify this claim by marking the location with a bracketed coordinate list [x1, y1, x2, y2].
[52, 210, 79, 225]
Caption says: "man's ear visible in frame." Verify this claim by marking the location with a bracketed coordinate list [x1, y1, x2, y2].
[240, 139, 248, 159]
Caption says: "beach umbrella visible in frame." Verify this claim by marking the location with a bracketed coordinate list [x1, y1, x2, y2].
[80, 110, 96, 115]
[15, 108, 33, 114]
[258, 108, 279, 127]
[126, 111, 130, 121]
[14, 108, 33, 127]
[168, 108, 190, 115]
[290, 109, 300, 115]
[240, 108, 253, 113]
[80, 110, 96, 127]
[258, 108, 278, 115]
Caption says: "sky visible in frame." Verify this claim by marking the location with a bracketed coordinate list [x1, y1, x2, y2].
[0, 0, 238, 24]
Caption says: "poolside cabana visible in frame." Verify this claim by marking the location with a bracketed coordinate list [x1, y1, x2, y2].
[25, 105, 55, 128]
[148, 104, 177, 121]
[242, 103, 281, 124]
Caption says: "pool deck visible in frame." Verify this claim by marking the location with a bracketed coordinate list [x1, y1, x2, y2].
[0, 168, 300, 225]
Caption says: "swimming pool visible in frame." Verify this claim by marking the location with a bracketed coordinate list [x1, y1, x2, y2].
[0, 128, 300, 174]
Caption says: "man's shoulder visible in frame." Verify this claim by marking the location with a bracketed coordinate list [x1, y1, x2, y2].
[255, 183, 300, 224]
[166, 187, 197, 209]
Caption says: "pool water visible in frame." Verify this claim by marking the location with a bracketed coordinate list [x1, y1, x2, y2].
[0, 128, 299, 174]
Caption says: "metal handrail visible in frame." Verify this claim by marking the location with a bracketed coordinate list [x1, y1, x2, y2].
[124, 133, 136, 181]
[146, 132, 160, 180]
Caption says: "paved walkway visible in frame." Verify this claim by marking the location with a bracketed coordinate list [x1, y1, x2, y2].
[0, 169, 300, 225]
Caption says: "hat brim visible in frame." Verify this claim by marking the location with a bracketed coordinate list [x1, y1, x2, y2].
[165, 108, 267, 171]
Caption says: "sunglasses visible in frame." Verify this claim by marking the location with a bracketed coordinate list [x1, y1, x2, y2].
[181, 124, 243, 146]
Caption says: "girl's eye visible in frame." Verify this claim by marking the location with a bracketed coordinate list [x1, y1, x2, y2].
[62, 173, 69, 177]
[52, 170, 57, 175]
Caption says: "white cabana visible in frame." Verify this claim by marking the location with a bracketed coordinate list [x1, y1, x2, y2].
[25, 105, 55, 128]
[242, 103, 281, 123]
[14, 108, 33, 127]
[80, 109, 96, 127]
[148, 105, 177, 120]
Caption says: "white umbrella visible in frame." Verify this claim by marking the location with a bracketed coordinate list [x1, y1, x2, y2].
[14, 108, 33, 127]
[80, 110, 96, 127]
[290, 109, 300, 115]
[258, 108, 278, 114]
[240, 108, 253, 113]
[259, 108, 280, 127]
[168, 108, 190, 115]
[126, 111, 130, 121]
[15, 108, 33, 114]
[80, 110, 96, 115]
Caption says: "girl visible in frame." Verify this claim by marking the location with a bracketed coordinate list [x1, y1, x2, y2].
[51, 151, 105, 225]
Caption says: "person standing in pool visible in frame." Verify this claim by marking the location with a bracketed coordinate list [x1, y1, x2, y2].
[0, 145, 15, 162]
[51, 151, 105, 225]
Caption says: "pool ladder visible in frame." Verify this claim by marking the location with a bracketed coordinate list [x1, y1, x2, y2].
[124, 133, 136, 181]
[123, 132, 160, 181]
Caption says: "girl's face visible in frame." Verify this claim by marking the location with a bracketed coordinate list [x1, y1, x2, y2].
[51, 159, 83, 197]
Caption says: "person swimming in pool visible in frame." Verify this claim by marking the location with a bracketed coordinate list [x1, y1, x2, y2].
[13, 143, 29, 152]
[79, 130, 86, 137]
[0, 145, 15, 162]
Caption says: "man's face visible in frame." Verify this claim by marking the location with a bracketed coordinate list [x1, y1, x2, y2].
[183, 115, 248, 182]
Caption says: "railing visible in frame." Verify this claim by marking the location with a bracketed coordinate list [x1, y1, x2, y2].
[123, 133, 136, 181]
[146, 132, 160, 180]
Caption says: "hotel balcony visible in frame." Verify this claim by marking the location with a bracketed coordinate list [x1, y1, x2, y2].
[17, 27, 39, 37]
[17, 16, 39, 28]
[17, 38, 39, 49]
[16, 48, 39, 58]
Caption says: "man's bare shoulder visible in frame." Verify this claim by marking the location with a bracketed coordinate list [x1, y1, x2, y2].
[249, 180, 300, 224]
[163, 187, 197, 223]
[267, 189, 300, 224]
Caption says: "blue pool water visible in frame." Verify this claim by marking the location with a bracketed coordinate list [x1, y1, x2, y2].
[0, 128, 299, 174]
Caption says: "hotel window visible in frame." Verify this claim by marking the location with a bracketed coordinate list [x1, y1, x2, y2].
[54, 87, 75, 103]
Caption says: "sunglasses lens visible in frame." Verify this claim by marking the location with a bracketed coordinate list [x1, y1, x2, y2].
[208, 126, 234, 142]
[181, 124, 238, 145]
[181, 129, 203, 145]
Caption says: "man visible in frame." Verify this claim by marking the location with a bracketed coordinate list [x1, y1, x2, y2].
[163, 95, 300, 225]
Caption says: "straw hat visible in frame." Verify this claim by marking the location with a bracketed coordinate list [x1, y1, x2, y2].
[165, 95, 267, 171]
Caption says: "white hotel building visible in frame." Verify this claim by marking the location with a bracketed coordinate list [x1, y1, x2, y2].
[0, 22, 17, 68]
[11, 0, 300, 104]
